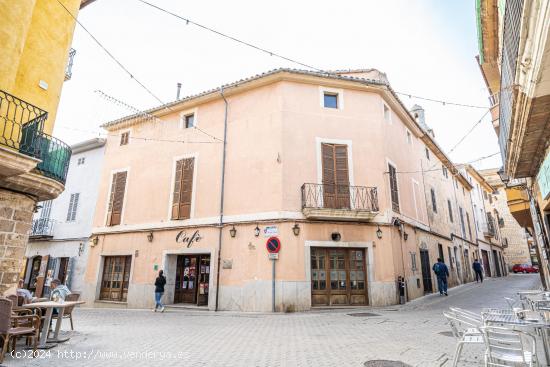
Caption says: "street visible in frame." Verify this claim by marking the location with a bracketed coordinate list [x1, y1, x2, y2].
[6, 274, 541, 367]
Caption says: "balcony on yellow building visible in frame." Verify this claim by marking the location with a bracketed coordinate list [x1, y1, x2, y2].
[505, 184, 533, 228]
[0, 90, 71, 186]
[301, 183, 379, 221]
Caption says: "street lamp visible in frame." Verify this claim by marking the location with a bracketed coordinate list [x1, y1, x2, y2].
[292, 223, 300, 236]
[497, 167, 510, 186]
[254, 225, 260, 237]
[229, 225, 237, 238]
[147, 231, 154, 242]
[376, 226, 383, 239]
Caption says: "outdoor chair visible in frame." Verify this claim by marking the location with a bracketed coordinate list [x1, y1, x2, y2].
[0, 298, 39, 363]
[62, 293, 80, 330]
[504, 297, 519, 310]
[480, 325, 537, 366]
[449, 307, 483, 323]
[443, 311, 484, 367]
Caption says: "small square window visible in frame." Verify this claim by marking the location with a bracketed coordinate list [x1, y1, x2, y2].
[323, 93, 338, 109]
[77, 157, 86, 165]
[425, 147, 430, 160]
[406, 130, 412, 144]
[383, 104, 391, 123]
[120, 132, 129, 146]
[185, 114, 195, 128]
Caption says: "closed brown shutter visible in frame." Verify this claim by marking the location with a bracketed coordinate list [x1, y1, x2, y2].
[172, 158, 194, 220]
[388, 164, 400, 212]
[321, 143, 350, 209]
[107, 171, 127, 226]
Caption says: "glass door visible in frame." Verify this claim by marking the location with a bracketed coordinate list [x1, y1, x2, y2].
[174, 255, 197, 304]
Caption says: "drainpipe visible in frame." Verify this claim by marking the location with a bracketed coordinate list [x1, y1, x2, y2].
[215, 87, 229, 311]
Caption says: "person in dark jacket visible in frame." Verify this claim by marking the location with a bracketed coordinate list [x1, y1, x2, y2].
[154, 270, 166, 312]
[473, 259, 484, 283]
[432, 258, 449, 296]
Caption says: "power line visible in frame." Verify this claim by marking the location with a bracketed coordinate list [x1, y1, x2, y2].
[387, 152, 501, 175]
[446, 109, 491, 156]
[137, 0, 489, 110]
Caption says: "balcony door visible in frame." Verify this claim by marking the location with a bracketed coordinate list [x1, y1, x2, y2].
[321, 143, 350, 209]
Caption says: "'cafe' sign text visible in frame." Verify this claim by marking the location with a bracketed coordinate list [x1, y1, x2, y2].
[176, 230, 202, 248]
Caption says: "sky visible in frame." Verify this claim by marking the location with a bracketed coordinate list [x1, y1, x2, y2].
[54, 0, 502, 169]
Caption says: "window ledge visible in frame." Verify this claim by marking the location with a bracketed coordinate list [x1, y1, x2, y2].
[95, 300, 127, 305]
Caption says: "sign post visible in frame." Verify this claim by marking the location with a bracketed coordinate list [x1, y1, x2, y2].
[266, 237, 281, 312]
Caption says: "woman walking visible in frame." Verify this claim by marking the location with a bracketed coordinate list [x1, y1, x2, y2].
[154, 270, 166, 312]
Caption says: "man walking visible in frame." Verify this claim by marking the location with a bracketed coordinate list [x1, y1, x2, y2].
[432, 258, 449, 296]
[473, 259, 483, 283]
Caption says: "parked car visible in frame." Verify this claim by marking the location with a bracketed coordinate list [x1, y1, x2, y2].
[512, 264, 539, 273]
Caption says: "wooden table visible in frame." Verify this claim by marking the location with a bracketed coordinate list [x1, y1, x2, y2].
[24, 300, 85, 349]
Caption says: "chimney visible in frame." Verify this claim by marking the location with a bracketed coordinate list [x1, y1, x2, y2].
[176, 83, 182, 100]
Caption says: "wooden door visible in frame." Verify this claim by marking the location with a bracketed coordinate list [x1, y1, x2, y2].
[28, 256, 42, 293]
[419, 249, 433, 294]
[174, 255, 198, 304]
[34, 255, 49, 297]
[321, 143, 350, 209]
[100, 256, 131, 302]
[58, 257, 69, 284]
[310, 248, 367, 306]
[481, 250, 491, 277]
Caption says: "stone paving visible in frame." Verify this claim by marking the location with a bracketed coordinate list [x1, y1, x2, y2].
[5, 274, 541, 367]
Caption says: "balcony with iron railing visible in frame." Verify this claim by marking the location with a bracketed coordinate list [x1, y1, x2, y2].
[301, 183, 379, 221]
[482, 216, 496, 237]
[29, 218, 55, 238]
[0, 90, 71, 184]
[65, 48, 76, 81]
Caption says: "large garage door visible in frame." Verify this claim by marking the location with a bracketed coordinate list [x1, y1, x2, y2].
[311, 248, 368, 306]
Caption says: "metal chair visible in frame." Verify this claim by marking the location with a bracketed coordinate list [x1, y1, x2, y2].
[480, 325, 537, 366]
[444, 311, 484, 367]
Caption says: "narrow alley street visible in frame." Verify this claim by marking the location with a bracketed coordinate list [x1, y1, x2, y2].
[7, 274, 541, 367]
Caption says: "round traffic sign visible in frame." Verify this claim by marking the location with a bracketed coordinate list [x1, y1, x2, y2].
[266, 237, 281, 253]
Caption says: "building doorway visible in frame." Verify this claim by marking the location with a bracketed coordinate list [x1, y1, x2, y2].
[419, 249, 433, 294]
[492, 250, 502, 277]
[310, 247, 367, 306]
[481, 250, 492, 277]
[174, 254, 210, 306]
[27, 256, 42, 293]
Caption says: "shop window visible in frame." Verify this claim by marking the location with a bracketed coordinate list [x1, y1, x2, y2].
[100, 256, 131, 302]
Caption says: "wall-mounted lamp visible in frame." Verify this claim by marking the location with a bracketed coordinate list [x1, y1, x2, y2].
[229, 225, 237, 238]
[376, 226, 383, 239]
[254, 225, 260, 237]
[403, 232, 409, 241]
[78, 242, 85, 256]
[292, 223, 300, 236]
[91, 236, 99, 247]
[135, 249, 139, 257]
[147, 231, 154, 242]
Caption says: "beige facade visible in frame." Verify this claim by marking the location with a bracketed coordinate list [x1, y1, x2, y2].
[83, 69, 506, 311]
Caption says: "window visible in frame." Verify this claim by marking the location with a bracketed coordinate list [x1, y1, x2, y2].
[77, 157, 85, 165]
[66, 193, 79, 222]
[120, 132, 129, 146]
[462, 187, 465, 196]
[383, 104, 391, 123]
[448, 247, 454, 269]
[489, 194, 493, 204]
[107, 171, 127, 226]
[388, 163, 399, 212]
[466, 212, 472, 240]
[406, 130, 412, 144]
[40, 200, 52, 220]
[483, 191, 488, 200]
[411, 252, 417, 271]
[442, 166, 448, 178]
[171, 158, 195, 220]
[430, 188, 437, 212]
[425, 147, 430, 160]
[459, 207, 466, 238]
[184, 114, 195, 128]
[438, 243, 444, 262]
[100, 255, 131, 302]
[454, 178, 458, 189]
[447, 199, 453, 223]
[323, 93, 338, 109]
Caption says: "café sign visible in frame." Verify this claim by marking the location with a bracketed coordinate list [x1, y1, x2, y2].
[176, 230, 202, 248]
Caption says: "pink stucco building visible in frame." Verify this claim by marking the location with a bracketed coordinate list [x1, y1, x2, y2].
[82, 68, 506, 311]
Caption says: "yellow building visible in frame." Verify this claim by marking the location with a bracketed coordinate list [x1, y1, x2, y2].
[0, 0, 95, 295]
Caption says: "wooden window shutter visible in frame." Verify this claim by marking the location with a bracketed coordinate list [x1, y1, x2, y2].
[388, 163, 399, 212]
[321, 143, 350, 209]
[172, 158, 194, 220]
[107, 172, 127, 226]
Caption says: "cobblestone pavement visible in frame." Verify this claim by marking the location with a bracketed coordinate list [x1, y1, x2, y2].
[6, 274, 541, 367]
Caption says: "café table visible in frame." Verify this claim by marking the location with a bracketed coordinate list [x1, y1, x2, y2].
[483, 310, 550, 365]
[23, 300, 85, 349]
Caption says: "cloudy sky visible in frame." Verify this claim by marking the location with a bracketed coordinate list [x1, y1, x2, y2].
[55, 0, 501, 169]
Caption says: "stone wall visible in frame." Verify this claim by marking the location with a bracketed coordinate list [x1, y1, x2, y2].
[0, 189, 35, 295]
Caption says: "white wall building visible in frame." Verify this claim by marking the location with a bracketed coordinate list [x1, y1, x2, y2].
[23, 138, 105, 297]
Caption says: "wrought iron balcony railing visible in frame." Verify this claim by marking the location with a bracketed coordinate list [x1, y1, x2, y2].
[482, 216, 496, 237]
[488, 92, 499, 107]
[301, 183, 379, 212]
[30, 218, 55, 237]
[0, 90, 71, 184]
[65, 48, 76, 81]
